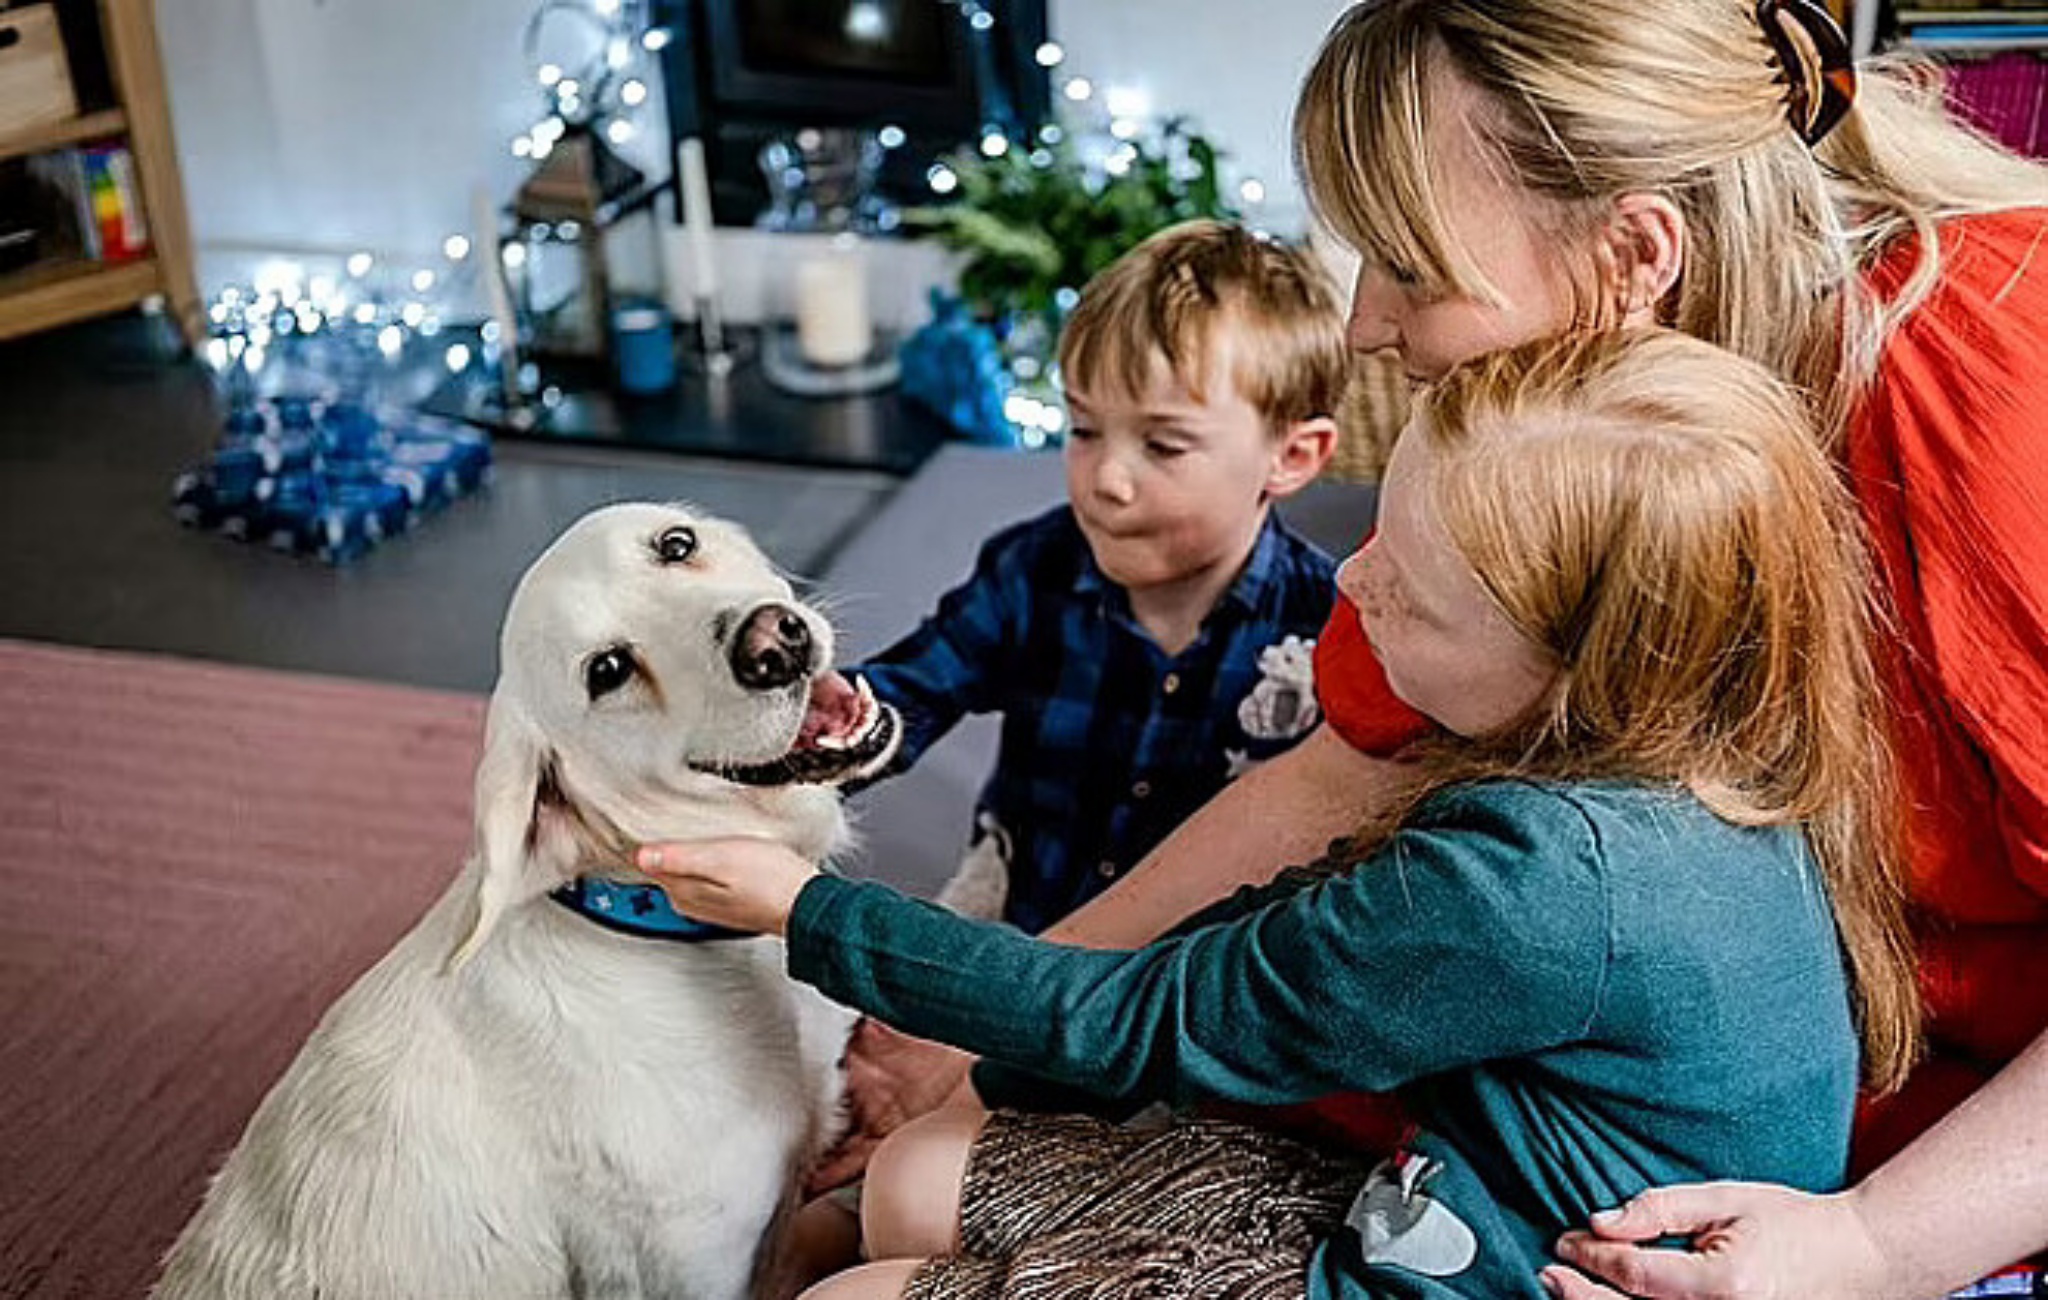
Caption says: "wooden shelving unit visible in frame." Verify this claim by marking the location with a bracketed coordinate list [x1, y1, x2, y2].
[0, 0, 198, 347]
[0, 107, 125, 163]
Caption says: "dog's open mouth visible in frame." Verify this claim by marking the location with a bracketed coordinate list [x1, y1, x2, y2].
[694, 672, 900, 787]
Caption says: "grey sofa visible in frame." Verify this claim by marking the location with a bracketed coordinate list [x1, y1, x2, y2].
[818, 443, 1379, 898]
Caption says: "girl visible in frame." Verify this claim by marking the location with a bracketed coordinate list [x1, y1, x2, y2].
[643, 330, 1919, 1300]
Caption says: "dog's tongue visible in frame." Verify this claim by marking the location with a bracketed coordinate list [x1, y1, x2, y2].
[797, 672, 865, 747]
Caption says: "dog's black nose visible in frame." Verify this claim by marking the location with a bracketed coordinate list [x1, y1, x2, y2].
[730, 604, 814, 691]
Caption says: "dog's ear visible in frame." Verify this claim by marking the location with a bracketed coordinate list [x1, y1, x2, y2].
[446, 695, 580, 971]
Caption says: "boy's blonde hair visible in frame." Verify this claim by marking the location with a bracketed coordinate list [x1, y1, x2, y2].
[1293, 0, 2048, 444]
[1058, 219, 1351, 432]
[1364, 330, 1919, 1090]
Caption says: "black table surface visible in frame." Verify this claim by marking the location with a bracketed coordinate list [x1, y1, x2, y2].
[420, 332, 953, 477]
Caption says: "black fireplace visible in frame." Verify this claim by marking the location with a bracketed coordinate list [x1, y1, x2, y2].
[654, 0, 1052, 226]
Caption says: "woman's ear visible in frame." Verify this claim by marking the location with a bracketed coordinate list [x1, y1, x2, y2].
[1606, 193, 1686, 325]
[1265, 415, 1339, 500]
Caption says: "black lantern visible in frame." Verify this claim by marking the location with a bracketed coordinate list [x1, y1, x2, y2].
[505, 125, 649, 359]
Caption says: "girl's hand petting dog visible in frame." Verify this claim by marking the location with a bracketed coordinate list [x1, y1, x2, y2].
[638, 838, 818, 936]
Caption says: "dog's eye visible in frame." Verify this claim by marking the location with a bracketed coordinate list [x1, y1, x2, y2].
[654, 526, 698, 565]
[584, 647, 638, 700]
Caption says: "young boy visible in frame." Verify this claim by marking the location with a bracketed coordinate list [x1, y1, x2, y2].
[854, 219, 1349, 933]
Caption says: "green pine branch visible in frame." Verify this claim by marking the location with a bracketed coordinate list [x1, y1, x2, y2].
[904, 119, 1241, 324]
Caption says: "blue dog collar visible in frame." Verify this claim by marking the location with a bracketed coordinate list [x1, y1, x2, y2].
[549, 877, 748, 943]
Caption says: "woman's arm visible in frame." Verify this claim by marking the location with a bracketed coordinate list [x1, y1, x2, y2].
[1050, 588, 1429, 949]
[1544, 1025, 2048, 1300]
[1043, 722, 1406, 948]
[810, 722, 1405, 1179]
[790, 726, 1404, 1190]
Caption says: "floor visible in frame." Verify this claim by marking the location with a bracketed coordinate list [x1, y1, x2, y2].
[0, 314, 902, 694]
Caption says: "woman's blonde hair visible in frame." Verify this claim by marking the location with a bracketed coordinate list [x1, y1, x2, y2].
[1057, 219, 1352, 431]
[1360, 330, 1919, 1089]
[1293, 0, 2048, 443]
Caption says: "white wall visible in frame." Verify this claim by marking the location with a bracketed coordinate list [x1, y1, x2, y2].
[160, 0, 545, 280]
[1047, 0, 1349, 224]
[156, 0, 1352, 307]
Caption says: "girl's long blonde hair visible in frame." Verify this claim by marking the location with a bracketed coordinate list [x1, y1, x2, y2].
[1357, 331, 1920, 1090]
[1294, 0, 2048, 444]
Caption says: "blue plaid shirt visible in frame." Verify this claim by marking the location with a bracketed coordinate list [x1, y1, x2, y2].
[854, 506, 1337, 934]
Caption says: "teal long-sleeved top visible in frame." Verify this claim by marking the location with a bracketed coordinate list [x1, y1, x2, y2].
[787, 779, 1859, 1299]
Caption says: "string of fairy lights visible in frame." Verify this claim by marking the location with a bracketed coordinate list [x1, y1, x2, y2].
[199, 0, 670, 393]
[922, 35, 1268, 208]
[512, 0, 670, 159]
[199, 244, 500, 391]
[198, 0, 1267, 404]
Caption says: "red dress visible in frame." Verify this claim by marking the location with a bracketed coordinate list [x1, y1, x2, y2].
[1303, 209, 2048, 1178]
[1840, 208, 2048, 1175]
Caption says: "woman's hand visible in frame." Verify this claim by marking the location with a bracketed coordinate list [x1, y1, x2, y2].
[636, 838, 818, 937]
[1540, 1183, 1891, 1300]
[804, 1018, 980, 1193]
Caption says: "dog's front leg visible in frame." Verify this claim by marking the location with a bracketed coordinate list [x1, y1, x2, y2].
[563, 1251, 647, 1300]
[749, 1182, 843, 1300]
[560, 1227, 709, 1300]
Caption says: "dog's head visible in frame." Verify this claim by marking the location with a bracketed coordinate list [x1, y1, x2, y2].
[451, 502, 899, 966]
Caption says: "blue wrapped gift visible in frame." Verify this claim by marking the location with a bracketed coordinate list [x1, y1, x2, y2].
[385, 416, 492, 508]
[173, 397, 492, 564]
[897, 292, 1022, 447]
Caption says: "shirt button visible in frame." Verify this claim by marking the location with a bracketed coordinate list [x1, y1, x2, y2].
[1162, 672, 1181, 695]
[1132, 780, 1151, 799]
[1097, 860, 1119, 879]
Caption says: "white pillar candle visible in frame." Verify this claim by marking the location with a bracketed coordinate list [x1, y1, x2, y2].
[794, 239, 871, 367]
[677, 137, 722, 351]
[470, 185, 520, 359]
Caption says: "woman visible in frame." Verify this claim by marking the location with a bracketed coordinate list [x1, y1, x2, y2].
[838, 1, 2048, 1293]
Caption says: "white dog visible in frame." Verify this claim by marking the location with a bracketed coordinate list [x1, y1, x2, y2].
[153, 502, 900, 1300]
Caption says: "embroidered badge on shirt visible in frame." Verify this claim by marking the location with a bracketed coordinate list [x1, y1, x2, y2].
[1344, 1150, 1480, 1278]
[936, 811, 1013, 920]
[1236, 635, 1320, 742]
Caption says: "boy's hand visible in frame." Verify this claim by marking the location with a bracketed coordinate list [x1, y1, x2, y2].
[637, 839, 817, 936]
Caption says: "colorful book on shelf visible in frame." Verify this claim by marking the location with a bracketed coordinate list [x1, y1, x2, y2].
[1899, 7, 2048, 22]
[1944, 51, 2048, 156]
[1906, 22, 2048, 46]
[81, 142, 147, 262]
[15, 140, 149, 264]
[19, 145, 96, 260]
